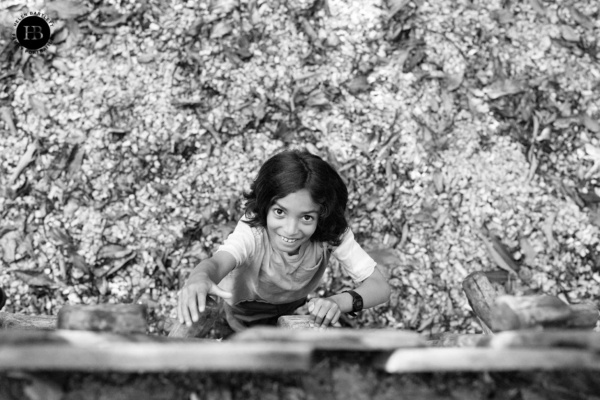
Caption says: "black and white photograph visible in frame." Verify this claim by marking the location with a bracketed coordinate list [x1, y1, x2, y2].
[0, 0, 599, 398]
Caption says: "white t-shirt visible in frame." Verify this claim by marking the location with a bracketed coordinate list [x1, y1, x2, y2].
[215, 218, 376, 305]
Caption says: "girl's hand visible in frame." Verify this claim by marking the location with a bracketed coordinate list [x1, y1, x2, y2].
[307, 297, 341, 327]
[177, 274, 232, 327]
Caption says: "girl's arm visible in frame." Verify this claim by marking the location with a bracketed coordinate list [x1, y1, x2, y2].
[331, 266, 391, 310]
[309, 266, 391, 327]
[177, 251, 236, 326]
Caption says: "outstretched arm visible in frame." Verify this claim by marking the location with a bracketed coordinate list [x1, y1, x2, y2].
[177, 251, 236, 326]
[308, 266, 391, 327]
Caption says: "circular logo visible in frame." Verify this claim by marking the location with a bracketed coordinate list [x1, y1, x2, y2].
[12, 12, 54, 54]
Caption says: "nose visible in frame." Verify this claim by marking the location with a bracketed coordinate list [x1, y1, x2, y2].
[283, 218, 298, 237]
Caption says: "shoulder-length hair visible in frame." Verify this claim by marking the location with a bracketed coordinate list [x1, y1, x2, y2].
[243, 150, 348, 246]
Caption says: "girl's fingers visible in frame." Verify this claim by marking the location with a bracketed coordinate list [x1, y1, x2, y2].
[196, 290, 207, 314]
[321, 307, 339, 327]
[186, 294, 197, 325]
[178, 281, 222, 326]
[309, 300, 323, 325]
[179, 291, 192, 326]
[177, 292, 184, 324]
[331, 309, 341, 326]
[311, 300, 339, 327]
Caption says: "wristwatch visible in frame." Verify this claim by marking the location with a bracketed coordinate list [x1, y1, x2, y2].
[344, 290, 363, 316]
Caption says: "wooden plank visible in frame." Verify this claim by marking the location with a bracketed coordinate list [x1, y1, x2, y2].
[58, 304, 147, 334]
[0, 330, 312, 372]
[462, 273, 599, 332]
[0, 312, 56, 330]
[377, 348, 600, 373]
[566, 302, 599, 329]
[482, 270, 510, 285]
[277, 315, 318, 329]
[232, 327, 426, 350]
[492, 295, 578, 331]
[462, 272, 499, 331]
[427, 330, 600, 349]
[426, 333, 488, 347]
[488, 329, 600, 350]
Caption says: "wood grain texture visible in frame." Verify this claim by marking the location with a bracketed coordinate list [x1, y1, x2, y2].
[491, 295, 582, 331]
[487, 329, 600, 350]
[0, 312, 56, 330]
[0, 330, 312, 372]
[426, 330, 600, 350]
[57, 304, 147, 334]
[566, 302, 599, 329]
[277, 315, 318, 329]
[462, 272, 500, 331]
[232, 326, 426, 350]
[377, 347, 600, 373]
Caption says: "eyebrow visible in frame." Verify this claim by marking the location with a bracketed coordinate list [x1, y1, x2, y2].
[274, 202, 319, 215]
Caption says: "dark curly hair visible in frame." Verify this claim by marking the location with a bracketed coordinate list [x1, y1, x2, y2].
[243, 150, 349, 246]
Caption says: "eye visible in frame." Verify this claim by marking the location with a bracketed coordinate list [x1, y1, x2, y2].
[302, 215, 315, 222]
[273, 208, 284, 216]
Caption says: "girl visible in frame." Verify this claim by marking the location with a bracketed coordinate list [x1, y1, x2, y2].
[178, 150, 391, 331]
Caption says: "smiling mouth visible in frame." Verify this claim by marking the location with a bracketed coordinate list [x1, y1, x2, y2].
[280, 236, 298, 243]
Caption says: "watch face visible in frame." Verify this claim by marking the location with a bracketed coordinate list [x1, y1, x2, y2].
[354, 296, 363, 311]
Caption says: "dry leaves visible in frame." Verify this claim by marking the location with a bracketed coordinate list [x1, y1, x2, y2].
[582, 115, 600, 133]
[0, 107, 17, 135]
[568, 6, 595, 30]
[484, 79, 524, 100]
[12, 270, 62, 289]
[479, 231, 519, 276]
[46, 0, 90, 20]
[97, 244, 133, 260]
[209, 0, 239, 16]
[346, 76, 370, 94]
[559, 25, 580, 42]
[1, 0, 599, 339]
[210, 21, 233, 39]
[9, 140, 38, 184]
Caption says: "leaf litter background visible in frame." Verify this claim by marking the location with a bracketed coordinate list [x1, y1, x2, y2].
[0, 0, 599, 337]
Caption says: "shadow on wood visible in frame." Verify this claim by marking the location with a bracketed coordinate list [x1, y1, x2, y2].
[167, 301, 232, 339]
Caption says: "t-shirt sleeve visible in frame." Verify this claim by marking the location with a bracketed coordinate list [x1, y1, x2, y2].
[214, 218, 256, 268]
[331, 228, 376, 283]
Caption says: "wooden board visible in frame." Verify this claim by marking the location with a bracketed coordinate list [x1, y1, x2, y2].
[564, 302, 599, 329]
[487, 329, 600, 350]
[377, 347, 600, 373]
[277, 315, 318, 329]
[427, 330, 600, 349]
[232, 327, 426, 350]
[1, 328, 600, 373]
[462, 273, 599, 332]
[0, 330, 312, 372]
[462, 272, 499, 331]
[492, 295, 599, 331]
[0, 312, 56, 330]
[57, 304, 147, 334]
[426, 333, 487, 347]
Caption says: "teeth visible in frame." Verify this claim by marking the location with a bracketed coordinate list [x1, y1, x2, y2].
[281, 236, 297, 243]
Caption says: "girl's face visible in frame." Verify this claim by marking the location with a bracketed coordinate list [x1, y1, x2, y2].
[266, 188, 319, 256]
